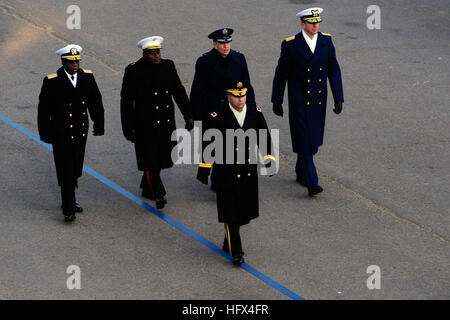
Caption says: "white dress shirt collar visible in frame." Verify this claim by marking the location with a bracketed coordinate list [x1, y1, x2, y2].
[64, 68, 78, 87]
[302, 30, 318, 54]
[229, 103, 247, 127]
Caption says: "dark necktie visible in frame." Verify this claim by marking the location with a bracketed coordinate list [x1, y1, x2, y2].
[71, 75, 74, 81]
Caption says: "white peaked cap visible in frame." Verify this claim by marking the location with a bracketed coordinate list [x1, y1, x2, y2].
[55, 44, 82, 60]
[137, 36, 164, 50]
[296, 7, 323, 23]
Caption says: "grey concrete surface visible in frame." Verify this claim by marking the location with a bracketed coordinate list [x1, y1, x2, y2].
[0, 0, 448, 299]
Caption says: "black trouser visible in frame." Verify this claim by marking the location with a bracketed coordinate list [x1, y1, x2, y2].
[295, 153, 318, 187]
[53, 143, 79, 216]
[223, 224, 242, 257]
[210, 164, 217, 190]
[140, 169, 166, 199]
[61, 183, 76, 215]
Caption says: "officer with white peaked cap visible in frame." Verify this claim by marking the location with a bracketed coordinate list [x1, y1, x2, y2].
[38, 44, 105, 222]
[120, 36, 194, 210]
[271, 7, 344, 197]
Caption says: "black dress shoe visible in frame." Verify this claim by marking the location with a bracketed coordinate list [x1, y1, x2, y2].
[61, 203, 83, 213]
[64, 213, 76, 222]
[141, 189, 156, 200]
[308, 185, 323, 197]
[232, 255, 245, 266]
[74, 203, 83, 213]
[156, 197, 167, 209]
[296, 177, 307, 187]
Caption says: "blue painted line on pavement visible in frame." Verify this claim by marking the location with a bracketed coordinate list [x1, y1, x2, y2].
[0, 112, 304, 300]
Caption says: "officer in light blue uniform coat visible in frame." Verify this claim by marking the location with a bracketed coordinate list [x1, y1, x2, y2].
[271, 7, 344, 197]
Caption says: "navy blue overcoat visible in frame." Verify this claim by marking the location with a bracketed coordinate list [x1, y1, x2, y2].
[190, 48, 255, 121]
[272, 31, 344, 155]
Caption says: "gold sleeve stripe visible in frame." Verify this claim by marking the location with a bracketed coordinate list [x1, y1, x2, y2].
[264, 155, 275, 161]
[322, 32, 332, 36]
[199, 163, 212, 168]
[46, 73, 57, 79]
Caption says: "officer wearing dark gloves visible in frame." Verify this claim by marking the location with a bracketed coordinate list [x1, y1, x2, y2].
[190, 28, 256, 191]
[197, 81, 274, 266]
[271, 7, 344, 197]
[38, 44, 105, 222]
[120, 36, 194, 209]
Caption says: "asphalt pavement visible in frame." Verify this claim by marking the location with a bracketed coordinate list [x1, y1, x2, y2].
[0, 0, 449, 300]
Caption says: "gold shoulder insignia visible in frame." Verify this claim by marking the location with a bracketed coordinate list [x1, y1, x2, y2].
[83, 69, 93, 74]
[322, 32, 332, 36]
[210, 112, 218, 118]
[256, 107, 262, 112]
[284, 36, 295, 42]
[46, 73, 57, 79]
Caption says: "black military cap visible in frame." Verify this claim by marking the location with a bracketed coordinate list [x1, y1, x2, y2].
[226, 80, 248, 97]
[208, 28, 233, 43]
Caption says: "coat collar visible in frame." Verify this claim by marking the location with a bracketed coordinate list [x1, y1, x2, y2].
[294, 31, 326, 62]
[57, 67, 79, 90]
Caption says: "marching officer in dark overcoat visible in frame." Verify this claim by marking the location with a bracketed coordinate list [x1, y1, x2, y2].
[38, 44, 105, 222]
[197, 81, 274, 266]
[190, 28, 255, 121]
[190, 28, 255, 190]
[271, 8, 344, 197]
[120, 36, 194, 209]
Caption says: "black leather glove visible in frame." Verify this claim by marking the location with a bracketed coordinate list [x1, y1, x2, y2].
[265, 160, 275, 177]
[197, 166, 211, 185]
[333, 101, 343, 115]
[93, 129, 104, 136]
[273, 103, 283, 117]
[125, 130, 135, 143]
[185, 118, 194, 131]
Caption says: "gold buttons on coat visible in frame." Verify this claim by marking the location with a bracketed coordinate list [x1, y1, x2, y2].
[319, 101, 322, 105]
[71, 136, 74, 139]
[237, 174, 240, 178]
[165, 91, 168, 94]
[70, 125, 73, 128]
[307, 102, 310, 105]
[320, 67, 323, 71]
[83, 112, 86, 115]
[307, 68, 311, 72]
[69, 103, 72, 106]
[82, 101, 85, 104]
[318, 90, 322, 93]
[83, 134, 86, 137]
[69, 114, 72, 117]
[157, 120, 160, 124]
[318, 79, 322, 82]
[248, 173, 251, 176]
[154, 92, 158, 96]
[167, 119, 170, 122]
[307, 90, 310, 94]
[166, 105, 169, 109]
[82, 123, 85, 126]
[235, 148, 239, 151]
[307, 80, 310, 83]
